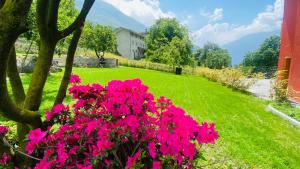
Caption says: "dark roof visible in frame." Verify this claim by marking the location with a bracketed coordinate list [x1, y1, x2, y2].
[114, 27, 147, 38]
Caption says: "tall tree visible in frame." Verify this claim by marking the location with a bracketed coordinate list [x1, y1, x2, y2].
[81, 23, 117, 58]
[195, 42, 231, 69]
[194, 42, 221, 65]
[204, 49, 231, 69]
[242, 35, 280, 75]
[24, 0, 95, 112]
[145, 18, 193, 65]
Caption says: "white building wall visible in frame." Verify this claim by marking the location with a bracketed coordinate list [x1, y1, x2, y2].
[116, 30, 132, 59]
[116, 28, 146, 60]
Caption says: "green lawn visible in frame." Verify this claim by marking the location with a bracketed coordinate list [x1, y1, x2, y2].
[2, 67, 300, 168]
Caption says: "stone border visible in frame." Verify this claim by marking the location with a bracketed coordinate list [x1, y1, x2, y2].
[267, 105, 300, 129]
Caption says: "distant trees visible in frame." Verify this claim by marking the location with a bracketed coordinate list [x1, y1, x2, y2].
[145, 18, 193, 68]
[195, 42, 231, 69]
[81, 23, 117, 58]
[242, 35, 280, 75]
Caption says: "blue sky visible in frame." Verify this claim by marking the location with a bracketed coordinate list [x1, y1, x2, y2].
[101, 0, 283, 64]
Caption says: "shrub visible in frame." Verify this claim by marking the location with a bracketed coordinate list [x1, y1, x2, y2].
[118, 60, 263, 91]
[193, 67, 264, 91]
[0, 75, 218, 168]
[271, 71, 289, 102]
[119, 59, 174, 73]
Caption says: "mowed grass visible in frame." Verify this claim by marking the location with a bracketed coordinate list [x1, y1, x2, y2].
[2, 67, 300, 168]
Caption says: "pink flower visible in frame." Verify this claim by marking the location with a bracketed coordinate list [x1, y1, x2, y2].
[153, 161, 161, 169]
[25, 141, 36, 154]
[0, 153, 11, 165]
[197, 123, 218, 144]
[125, 150, 141, 169]
[85, 120, 99, 136]
[57, 143, 68, 164]
[148, 142, 156, 158]
[34, 159, 53, 169]
[46, 104, 69, 122]
[69, 74, 81, 84]
[26, 77, 218, 168]
[28, 128, 46, 144]
[105, 159, 110, 167]
[53, 104, 66, 113]
[81, 165, 92, 169]
[0, 125, 8, 135]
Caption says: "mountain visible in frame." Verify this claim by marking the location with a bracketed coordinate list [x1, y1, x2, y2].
[224, 31, 281, 65]
[75, 0, 146, 32]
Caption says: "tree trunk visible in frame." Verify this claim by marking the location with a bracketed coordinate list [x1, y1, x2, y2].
[54, 26, 83, 106]
[7, 46, 26, 104]
[0, 0, 42, 128]
[95, 49, 100, 58]
[24, 40, 57, 111]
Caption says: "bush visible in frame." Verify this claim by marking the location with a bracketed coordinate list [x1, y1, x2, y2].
[119, 59, 174, 73]
[0, 75, 218, 169]
[271, 71, 289, 102]
[193, 67, 264, 91]
[118, 59, 262, 91]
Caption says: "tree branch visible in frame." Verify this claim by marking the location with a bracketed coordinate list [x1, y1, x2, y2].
[36, 0, 50, 37]
[47, 0, 61, 31]
[54, 26, 83, 106]
[7, 45, 26, 105]
[0, 45, 42, 128]
[95, 49, 100, 58]
[59, 0, 95, 38]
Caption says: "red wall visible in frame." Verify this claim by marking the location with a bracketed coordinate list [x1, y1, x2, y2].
[278, 0, 300, 102]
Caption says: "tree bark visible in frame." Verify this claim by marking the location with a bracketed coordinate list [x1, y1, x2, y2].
[24, 40, 57, 111]
[95, 49, 100, 58]
[54, 26, 83, 106]
[0, 0, 42, 128]
[7, 46, 26, 105]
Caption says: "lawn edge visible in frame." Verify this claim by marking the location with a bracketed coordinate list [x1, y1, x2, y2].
[267, 105, 300, 129]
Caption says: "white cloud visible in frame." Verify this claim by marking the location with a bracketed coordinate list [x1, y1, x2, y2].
[210, 8, 223, 22]
[191, 0, 284, 47]
[102, 0, 175, 26]
[200, 8, 224, 22]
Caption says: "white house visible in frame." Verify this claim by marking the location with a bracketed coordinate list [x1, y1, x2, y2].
[115, 27, 147, 60]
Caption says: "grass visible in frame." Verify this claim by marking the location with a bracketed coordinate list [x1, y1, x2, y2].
[271, 102, 300, 122]
[1, 67, 300, 168]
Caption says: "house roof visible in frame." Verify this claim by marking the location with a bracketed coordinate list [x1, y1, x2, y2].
[114, 27, 147, 38]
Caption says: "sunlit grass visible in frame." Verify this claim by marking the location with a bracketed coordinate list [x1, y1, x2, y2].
[1, 67, 300, 168]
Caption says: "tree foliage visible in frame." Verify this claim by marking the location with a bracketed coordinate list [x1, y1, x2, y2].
[145, 18, 193, 67]
[81, 23, 117, 57]
[242, 35, 280, 75]
[195, 42, 231, 69]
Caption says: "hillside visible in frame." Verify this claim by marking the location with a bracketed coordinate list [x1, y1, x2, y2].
[75, 0, 146, 32]
[224, 31, 281, 65]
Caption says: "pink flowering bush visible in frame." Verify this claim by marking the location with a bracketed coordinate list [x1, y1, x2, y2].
[0, 153, 11, 166]
[1, 75, 218, 168]
[0, 125, 8, 136]
[0, 125, 12, 167]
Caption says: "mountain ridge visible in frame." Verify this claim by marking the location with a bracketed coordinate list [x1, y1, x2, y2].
[75, 0, 146, 32]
